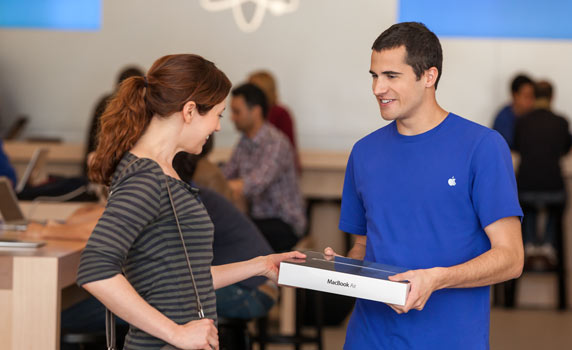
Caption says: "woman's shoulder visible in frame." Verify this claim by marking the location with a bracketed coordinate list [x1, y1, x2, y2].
[110, 152, 165, 190]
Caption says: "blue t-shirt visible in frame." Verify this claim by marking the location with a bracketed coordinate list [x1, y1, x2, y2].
[340, 113, 522, 350]
[0, 140, 17, 187]
[492, 105, 516, 149]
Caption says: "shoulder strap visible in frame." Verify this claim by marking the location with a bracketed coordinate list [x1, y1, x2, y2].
[165, 178, 206, 319]
[105, 307, 116, 350]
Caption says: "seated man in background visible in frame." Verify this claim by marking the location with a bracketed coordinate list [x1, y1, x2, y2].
[514, 80, 571, 266]
[492, 74, 535, 148]
[224, 83, 306, 252]
[174, 152, 277, 319]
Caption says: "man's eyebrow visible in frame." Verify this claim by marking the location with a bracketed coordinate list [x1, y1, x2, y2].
[369, 70, 403, 76]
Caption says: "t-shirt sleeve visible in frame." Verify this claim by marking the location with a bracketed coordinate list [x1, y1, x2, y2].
[77, 171, 161, 286]
[339, 150, 367, 235]
[470, 131, 523, 229]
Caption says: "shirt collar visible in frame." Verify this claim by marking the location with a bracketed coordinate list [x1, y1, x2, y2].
[244, 122, 271, 148]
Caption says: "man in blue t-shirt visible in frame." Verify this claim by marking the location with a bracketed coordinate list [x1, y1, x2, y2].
[325, 22, 524, 349]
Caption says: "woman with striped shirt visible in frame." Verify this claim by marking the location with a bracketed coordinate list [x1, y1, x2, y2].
[77, 54, 304, 350]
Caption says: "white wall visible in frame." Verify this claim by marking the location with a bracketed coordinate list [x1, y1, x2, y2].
[1, 0, 571, 151]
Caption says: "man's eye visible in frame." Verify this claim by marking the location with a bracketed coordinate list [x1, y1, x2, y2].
[388, 74, 397, 79]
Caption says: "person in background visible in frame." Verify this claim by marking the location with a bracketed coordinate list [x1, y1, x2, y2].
[248, 70, 300, 171]
[492, 74, 535, 148]
[224, 83, 306, 253]
[0, 139, 17, 187]
[325, 22, 523, 349]
[84, 66, 144, 175]
[513, 80, 571, 266]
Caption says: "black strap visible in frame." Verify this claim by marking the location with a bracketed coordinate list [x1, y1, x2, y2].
[165, 178, 206, 319]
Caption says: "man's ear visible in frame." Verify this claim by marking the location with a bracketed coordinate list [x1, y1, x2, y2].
[424, 67, 439, 88]
[182, 101, 197, 123]
[252, 105, 264, 120]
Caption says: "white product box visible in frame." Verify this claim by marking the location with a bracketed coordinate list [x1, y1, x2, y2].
[278, 251, 411, 306]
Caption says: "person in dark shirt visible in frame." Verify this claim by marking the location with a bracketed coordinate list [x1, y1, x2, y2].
[174, 151, 277, 319]
[492, 74, 535, 148]
[0, 139, 17, 186]
[84, 66, 144, 175]
[514, 80, 571, 263]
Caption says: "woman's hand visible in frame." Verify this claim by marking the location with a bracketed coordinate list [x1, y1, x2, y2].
[168, 318, 219, 350]
[256, 251, 306, 282]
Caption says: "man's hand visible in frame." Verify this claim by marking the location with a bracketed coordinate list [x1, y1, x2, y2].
[323, 247, 343, 261]
[387, 267, 443, 314]
[228, 179, 244, 196]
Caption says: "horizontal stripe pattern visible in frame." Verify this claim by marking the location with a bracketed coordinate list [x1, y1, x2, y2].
[77, 152, 215, 349]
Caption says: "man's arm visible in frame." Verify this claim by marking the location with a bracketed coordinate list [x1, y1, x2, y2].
[389, 216, 523, 313]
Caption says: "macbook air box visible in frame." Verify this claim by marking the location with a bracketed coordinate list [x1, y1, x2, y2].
[278, 251, 410, 306]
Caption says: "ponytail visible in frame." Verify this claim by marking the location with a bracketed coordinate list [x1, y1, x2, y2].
[89, 76, 149, 185]
[88, 54, 231, 185]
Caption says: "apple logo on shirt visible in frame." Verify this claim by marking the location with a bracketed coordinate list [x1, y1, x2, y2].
[448, 177, 456, 187]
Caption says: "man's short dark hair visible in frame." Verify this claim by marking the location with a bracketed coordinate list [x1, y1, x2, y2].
[534, 81, 553, 100]
[372, 22, 443, 89]
[510, 74, 534, 94]
[231, 83, 269, 118]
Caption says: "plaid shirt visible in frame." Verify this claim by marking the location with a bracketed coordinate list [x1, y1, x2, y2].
[223, 122, 306, 236]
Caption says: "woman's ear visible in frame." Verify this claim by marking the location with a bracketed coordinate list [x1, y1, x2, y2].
[182, 101, 197, 123]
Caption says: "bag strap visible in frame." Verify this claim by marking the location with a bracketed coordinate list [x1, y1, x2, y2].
[165, 178, 206, 319]
[105, 307, 116, 350]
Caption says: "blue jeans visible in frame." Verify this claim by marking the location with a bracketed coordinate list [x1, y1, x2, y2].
[216, 284, 275, 320]
[520, 191, 566, 247]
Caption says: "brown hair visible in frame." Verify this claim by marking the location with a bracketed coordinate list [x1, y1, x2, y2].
[248, 70, 278, 107]
[372, 22, 443, 89]
[89, 54, 231, 185]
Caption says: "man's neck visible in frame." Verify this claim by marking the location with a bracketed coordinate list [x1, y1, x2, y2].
[534, 98, 551, 110]
[246, 119, 265, 139]
[395, 99, 448, 136]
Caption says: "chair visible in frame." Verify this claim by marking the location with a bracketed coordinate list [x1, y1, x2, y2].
[219, 317, 251, 350]
[252, 288, 324, 350]
[494, 195, 567, 310]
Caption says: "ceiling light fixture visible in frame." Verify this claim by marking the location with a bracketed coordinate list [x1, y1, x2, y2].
[200, 0, 299, 33]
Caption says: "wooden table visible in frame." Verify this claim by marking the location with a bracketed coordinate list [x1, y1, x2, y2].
[0, 202, 87, 350]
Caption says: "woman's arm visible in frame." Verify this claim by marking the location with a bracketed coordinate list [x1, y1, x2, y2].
[83, 274, 219, 350]
[211, 251, 306, 290]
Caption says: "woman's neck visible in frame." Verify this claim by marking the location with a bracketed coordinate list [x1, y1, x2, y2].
[130, 116, 182, 179]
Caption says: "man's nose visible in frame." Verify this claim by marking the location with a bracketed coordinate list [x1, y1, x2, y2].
[373, 78, 388, 96]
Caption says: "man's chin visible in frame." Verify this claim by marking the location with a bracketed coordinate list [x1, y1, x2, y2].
[380, 113, 397, 121]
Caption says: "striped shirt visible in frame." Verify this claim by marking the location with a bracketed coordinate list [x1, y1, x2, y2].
[77, 152, 216, 349]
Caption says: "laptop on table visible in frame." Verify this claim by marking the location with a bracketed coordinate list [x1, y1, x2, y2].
[0, 176, 45, 248]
